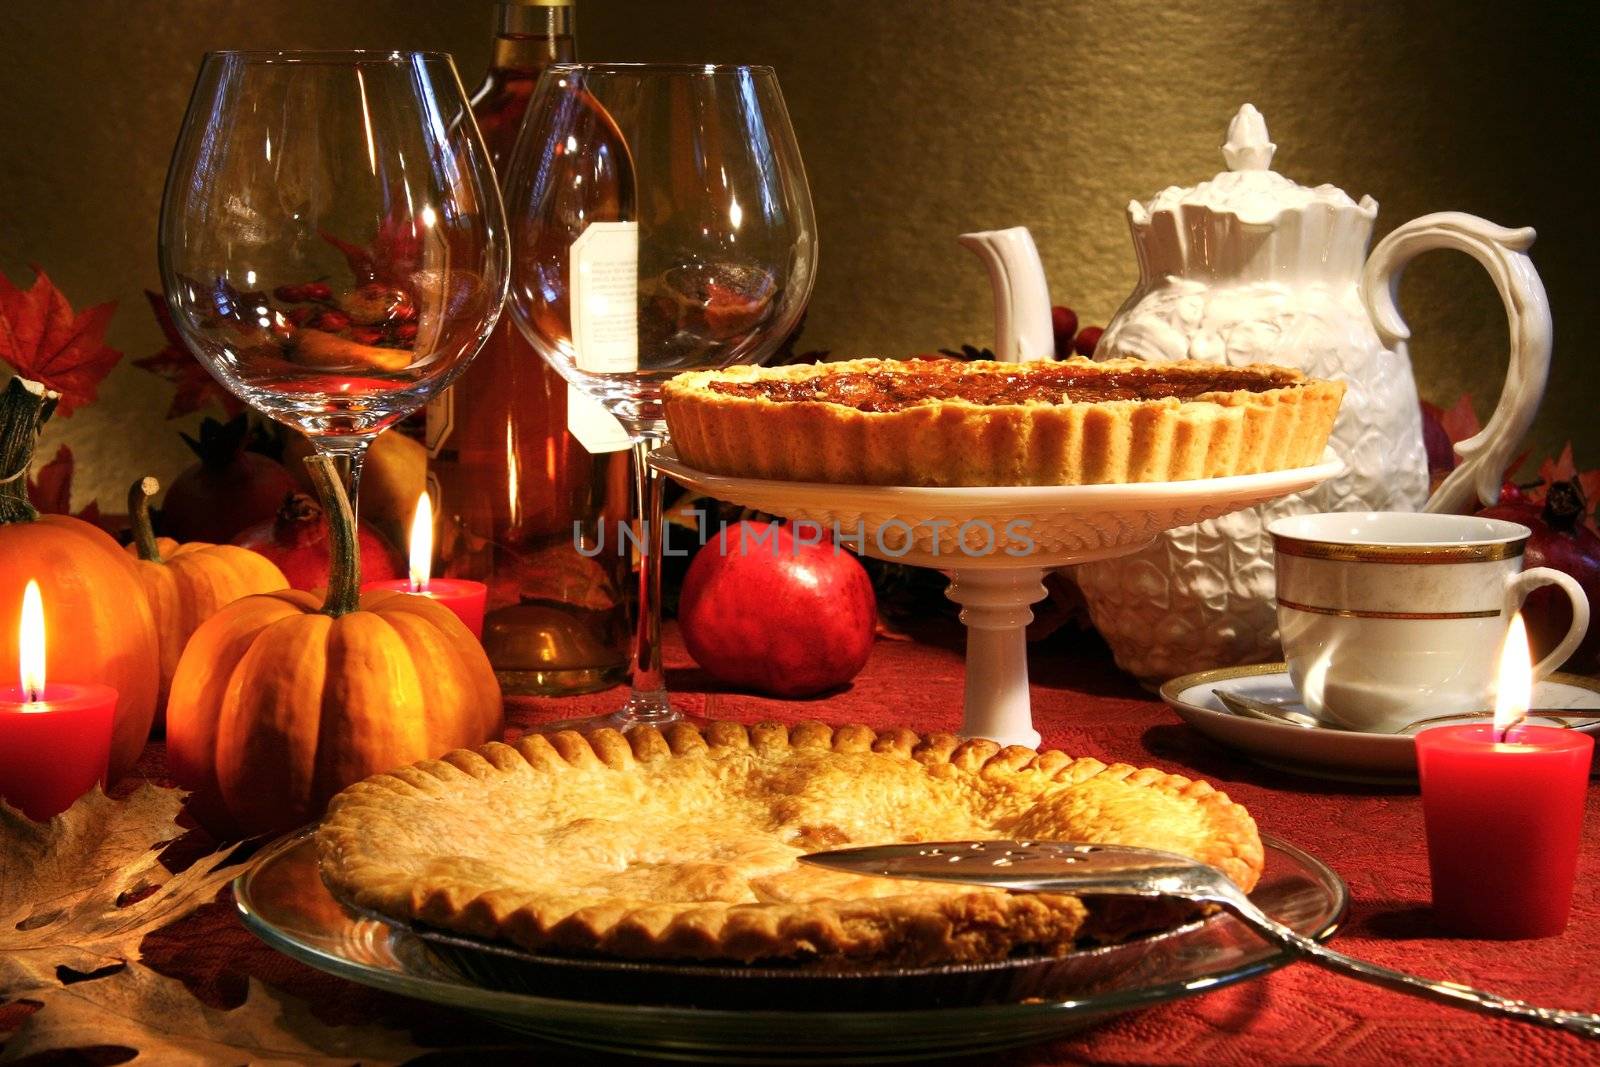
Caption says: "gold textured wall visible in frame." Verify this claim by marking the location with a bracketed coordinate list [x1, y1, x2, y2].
[0, 1, 1592, 510]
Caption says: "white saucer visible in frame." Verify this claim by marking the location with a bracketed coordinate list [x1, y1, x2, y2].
[1159, 664, 1600, 785]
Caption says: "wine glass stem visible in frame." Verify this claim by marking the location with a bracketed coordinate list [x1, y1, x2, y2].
[313, 437, 370, 519]
[623, 436, 672, 722]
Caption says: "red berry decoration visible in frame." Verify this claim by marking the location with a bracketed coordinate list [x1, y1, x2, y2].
[1477, 479, 1600, 674]
[1051, 306, 1079, 358]
[273, 284, 308, 303]
[1497, 480, 1531, 507]
[679, 521, 877, 697]
[302, 281, 333, 302]
[1072, 325, 1104, 357]
[313, 309, 351, 332]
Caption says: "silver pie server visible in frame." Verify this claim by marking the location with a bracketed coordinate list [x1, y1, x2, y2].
[801, 840, 1600, 1040]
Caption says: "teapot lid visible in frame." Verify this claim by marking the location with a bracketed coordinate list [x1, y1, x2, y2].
[1130, 105, 1376, 227]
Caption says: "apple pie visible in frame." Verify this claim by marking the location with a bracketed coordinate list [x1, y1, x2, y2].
[316, 720, 1262, 966]
[662, 356, 1343, 486]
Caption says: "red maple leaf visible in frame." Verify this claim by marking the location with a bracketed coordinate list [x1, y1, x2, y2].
[131, 290, 245, 419]
[1437, 394, 1482, 444]
[321, 206, 425, 290]
[0, 267, 122, 416]
[1428, 395, 1599, 532]
[26, 444, 103, 527]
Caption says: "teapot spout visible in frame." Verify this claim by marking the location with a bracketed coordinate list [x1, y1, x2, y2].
[957, 227, 1053, 363]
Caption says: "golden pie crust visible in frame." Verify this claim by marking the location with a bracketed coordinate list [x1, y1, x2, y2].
[316, 721, 1263, 966]
[662, 357, 1344, 487]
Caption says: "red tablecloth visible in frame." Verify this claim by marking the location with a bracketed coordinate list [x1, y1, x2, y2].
[28, 626, 1600, 1065]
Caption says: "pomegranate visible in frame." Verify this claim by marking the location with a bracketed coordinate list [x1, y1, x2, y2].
[679, 521, 877, 697]
[161, 415, 297, 543]
[231, 491, 402, 591]
[1478, 480, 1600, 674]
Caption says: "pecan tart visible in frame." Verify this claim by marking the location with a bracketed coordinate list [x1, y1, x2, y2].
[662, 356, 1343, 486]
[316, 721, 1262, 966]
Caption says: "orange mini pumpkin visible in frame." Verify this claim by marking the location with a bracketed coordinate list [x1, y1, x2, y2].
[124, 477, 288, 718]
[0, 378, 160, 783]
[166, 455, 502, 837]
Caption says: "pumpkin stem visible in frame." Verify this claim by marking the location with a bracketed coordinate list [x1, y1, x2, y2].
[0, 376, 59, 525]
[305, 453, 362, 617]
[127, 476, 165, 562]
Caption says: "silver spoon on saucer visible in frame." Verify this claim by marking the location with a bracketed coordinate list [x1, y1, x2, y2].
[1210, 689, 1598, 733]
[1212, 689, 1322, 728]
[803, 839, 1600, 1040]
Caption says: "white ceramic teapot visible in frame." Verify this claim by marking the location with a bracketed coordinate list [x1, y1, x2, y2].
[1068, 104, 1553, 682]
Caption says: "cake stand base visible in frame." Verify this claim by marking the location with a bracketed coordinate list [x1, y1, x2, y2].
[654, 449, 1342, 748]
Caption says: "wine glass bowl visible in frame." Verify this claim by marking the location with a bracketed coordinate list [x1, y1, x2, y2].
[503, 62, 817, 727]
[159, 50, 508, 495]
[506, 63, 815, 433]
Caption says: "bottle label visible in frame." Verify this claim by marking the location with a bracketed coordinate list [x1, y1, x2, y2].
[569, 221, 639, 374]
[425, 389, 455, 459]
[567, 383, 632, 453]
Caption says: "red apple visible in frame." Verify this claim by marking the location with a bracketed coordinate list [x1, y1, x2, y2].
[679, 521, 877, 697]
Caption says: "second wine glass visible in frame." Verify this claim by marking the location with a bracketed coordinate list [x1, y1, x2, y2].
[503, 63, 817, 728]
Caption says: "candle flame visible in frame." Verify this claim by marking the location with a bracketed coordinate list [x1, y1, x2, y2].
[408, 491, 433, 592]
[19, 580, 44, 701]
[1494, 612, 1533, 736]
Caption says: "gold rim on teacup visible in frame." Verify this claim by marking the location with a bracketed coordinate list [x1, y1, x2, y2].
[1268, 511, 1531, 565]
[1271, 535, 1526, 565]
[1273, 598, 1504, 621]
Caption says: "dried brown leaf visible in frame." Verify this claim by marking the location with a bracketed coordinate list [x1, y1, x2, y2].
[0, 786, 422, 1064]
[0, 966, 420, 1066]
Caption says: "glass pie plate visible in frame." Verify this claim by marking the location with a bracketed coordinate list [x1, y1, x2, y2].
[236, 830, 1346, 1063]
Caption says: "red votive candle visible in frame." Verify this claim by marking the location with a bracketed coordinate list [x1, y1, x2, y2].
[0, 683, 118, 821]
[1416, 723, 1593, 939]
[363, 490, 487, 638]
[363, 578, 487, 638]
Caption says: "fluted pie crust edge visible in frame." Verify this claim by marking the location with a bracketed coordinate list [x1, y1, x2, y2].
[662, 357, 1344, 487]
[316, 720, 1264, 966]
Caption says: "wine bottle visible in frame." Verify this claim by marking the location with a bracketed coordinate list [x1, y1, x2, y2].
[427, 0, 630, 695]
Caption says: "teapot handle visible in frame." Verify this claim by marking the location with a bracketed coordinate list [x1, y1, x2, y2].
[1361, 212, 1551, 514]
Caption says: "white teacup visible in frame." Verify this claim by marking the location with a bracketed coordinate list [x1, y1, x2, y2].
[1268, 512, 1590, 733]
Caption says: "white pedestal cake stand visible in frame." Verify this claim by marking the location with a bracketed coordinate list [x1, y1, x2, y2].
[654, 449, 1342, 749]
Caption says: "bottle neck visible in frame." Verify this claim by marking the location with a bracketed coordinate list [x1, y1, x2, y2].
[489, 1, 576, 75]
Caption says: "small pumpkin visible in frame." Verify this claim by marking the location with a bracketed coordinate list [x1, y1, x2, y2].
[167, 452, 502, 837]
[0, 377, 161, 782]
[124, 476, 289, 718]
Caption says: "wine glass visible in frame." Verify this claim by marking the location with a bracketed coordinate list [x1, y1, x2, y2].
[503, 63, 817, 729]
[159, 50, 508, 513]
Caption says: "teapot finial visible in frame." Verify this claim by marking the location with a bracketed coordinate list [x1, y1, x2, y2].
[1223, 104, 1276, 172]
